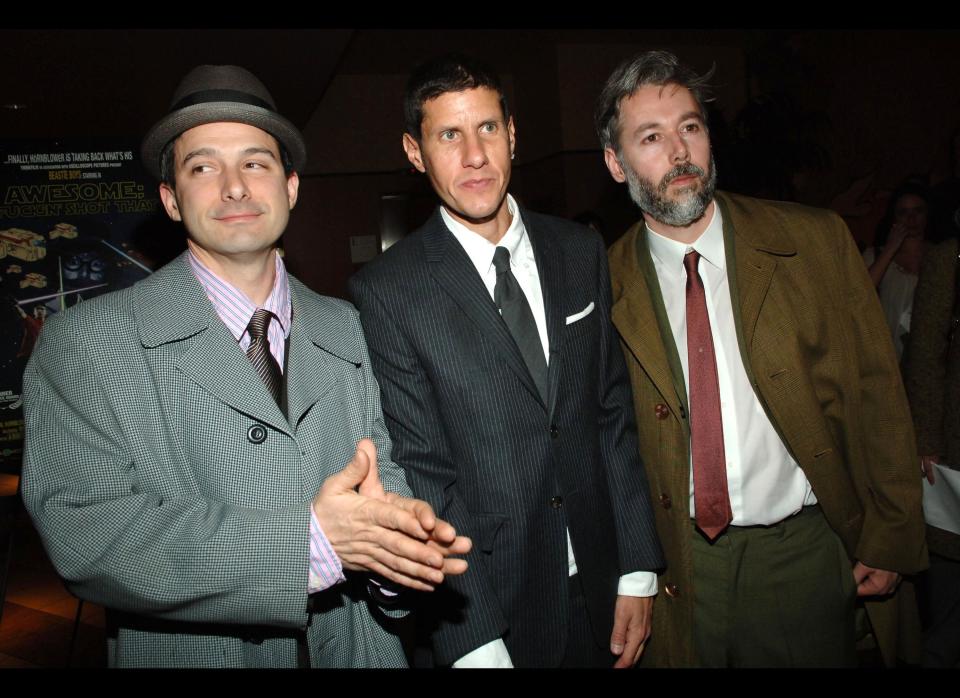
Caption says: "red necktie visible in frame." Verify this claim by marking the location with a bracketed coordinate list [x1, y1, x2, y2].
[684, 250, 732, 540]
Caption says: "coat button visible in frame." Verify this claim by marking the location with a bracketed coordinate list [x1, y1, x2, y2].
[550, 496, 563, 508]
[659, 493, 672, 509]
[654, 403, 669, 420]
[247, 424, 267, 444]
[550, 425, 559, 439]
[664, 583, 680, 598]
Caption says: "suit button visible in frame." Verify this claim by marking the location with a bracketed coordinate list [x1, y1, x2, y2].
[550, 425, 559, 439]
[664, 583, 680, 598]
[654, 403, 670, 420]
[659, 493, 672, 509]
[247, 424, 267, 444]
[550, 496, 563, 508]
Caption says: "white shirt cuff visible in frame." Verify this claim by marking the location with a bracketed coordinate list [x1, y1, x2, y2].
[617, 571, 658, 597]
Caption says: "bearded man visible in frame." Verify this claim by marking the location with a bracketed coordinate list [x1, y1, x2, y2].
[600, 50, 926, 667]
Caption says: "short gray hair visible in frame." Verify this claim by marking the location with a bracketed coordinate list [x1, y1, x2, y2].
[595, 50, 715, 154]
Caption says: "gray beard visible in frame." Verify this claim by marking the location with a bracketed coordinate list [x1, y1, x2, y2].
[624, 156, 717, 228]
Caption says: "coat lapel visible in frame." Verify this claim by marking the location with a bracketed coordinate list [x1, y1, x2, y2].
[423, 209, 546, 410]
[133, 252, 290, 435]
[610, 223, 687, 423]
[716, 193, 796, 369]
[284, 278, 357, 431]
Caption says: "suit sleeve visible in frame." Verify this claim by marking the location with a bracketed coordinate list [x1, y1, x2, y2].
[22, 313, 304, 628]
[832, 215, 927, 573]
[592, 234, 665, 574]
[903, 240, 956, 457]
[350, 272, 509, 665]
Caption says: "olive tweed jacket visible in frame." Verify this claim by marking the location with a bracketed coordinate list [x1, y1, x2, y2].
[608, 191, 927, 666]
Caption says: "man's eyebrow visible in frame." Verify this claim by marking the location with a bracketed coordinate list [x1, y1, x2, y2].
[241, 146, 279, 160]
[181, 147, 218, 165]
[181, 146, 279, 165]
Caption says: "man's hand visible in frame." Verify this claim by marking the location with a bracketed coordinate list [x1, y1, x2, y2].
[610, 595, 653, 668]
[313, 439, 471, 591]
[921, 455, 939, 485]
[853, 561, 901, 597]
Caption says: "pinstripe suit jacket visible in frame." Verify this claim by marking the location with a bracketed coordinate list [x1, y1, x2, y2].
[20, 251, 409, 668]
[350, 208, 663, 667]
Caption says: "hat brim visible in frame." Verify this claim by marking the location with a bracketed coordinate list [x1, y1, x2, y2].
[141, 102, 307, 181]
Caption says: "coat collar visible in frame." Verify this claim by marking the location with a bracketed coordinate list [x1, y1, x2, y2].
[609, 191, 798, 421]
[132, 251, 352, 433]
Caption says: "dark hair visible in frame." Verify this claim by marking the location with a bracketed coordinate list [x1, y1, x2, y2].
[595, 50, 715, 154]
[403, 54, 510, 140]
[158, 131, 295, 188]
[874, 176, 931, 248]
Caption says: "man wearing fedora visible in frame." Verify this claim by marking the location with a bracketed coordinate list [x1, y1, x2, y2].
[20, 64, 470, 668]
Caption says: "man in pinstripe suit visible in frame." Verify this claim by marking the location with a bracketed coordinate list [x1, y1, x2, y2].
[20, 64, 469, 668]
[350, 54, 663, 668]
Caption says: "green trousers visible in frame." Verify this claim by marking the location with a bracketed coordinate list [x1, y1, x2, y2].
[691, 506, 857, 667]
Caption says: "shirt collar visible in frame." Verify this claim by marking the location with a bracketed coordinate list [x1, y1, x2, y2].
[187, 249, 292, 342]
[645, 202, 724, 273]
[441, 194, 528, 277]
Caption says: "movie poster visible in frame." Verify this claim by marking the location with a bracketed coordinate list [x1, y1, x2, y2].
[0, 141, 161, 471]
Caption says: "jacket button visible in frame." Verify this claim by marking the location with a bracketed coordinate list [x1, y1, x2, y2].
[247, 424, 267, 444]
[659, 493, 672, 509]
[550, 425, 559, 439]
[654, 403, 669, 420]
[664, 583, 680, 598]
[550, 496, 563, 508]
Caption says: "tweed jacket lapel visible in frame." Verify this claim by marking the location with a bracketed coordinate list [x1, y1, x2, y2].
[610, 221, 687, 424]
[133, 252, 290, 435]
[423, 208, 547, 410]
[284, 277, 360, 431]
[716, 193, 796, 362]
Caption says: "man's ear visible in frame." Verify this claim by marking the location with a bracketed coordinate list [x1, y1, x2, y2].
[402, 133, 426, 173]
[286, 171, 300, 210]
[508, 116, 516, 159]
[158, 183, 182, 222]
[604, 147, 627, 184]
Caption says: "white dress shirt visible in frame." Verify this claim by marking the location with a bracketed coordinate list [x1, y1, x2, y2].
[442, 196, 656, 668]
[646, 205, 817, 525]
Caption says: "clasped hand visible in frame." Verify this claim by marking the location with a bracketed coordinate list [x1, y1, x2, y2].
[313, 439, 471, 591]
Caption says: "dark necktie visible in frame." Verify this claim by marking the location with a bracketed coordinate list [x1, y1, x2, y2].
[684, 250, 732, 540]
[246, 308, 282, 407]
[492, 246, 548, 402]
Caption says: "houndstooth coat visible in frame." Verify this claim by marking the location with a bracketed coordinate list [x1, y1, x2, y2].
[20, 252, 409, 668]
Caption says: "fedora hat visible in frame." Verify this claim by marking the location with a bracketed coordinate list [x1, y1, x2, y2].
[141, 64, 307, 181]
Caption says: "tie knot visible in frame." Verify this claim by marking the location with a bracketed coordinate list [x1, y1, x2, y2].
[492, 246, 511, 274]
[683, 249, 701, 275]
[247, 308, 273, 340]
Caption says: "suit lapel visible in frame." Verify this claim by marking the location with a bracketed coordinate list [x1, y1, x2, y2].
[526, 213, 563, 418]
[134, 252, 291, 435]
[611, 224, 687, 423]
[423, 209, 546, 409]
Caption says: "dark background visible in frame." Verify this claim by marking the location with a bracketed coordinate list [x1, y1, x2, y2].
[3, 28, 957, 297]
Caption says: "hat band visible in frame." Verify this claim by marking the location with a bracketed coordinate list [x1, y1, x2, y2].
[170, 89, 274, 113]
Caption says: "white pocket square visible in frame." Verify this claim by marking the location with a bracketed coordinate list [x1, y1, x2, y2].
[565, 301, 595, 325]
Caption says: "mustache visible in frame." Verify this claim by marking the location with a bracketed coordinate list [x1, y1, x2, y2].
[659, 163, 707, 191]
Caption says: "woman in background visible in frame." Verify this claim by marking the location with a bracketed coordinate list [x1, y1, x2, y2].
[863, 179, 932, 361]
